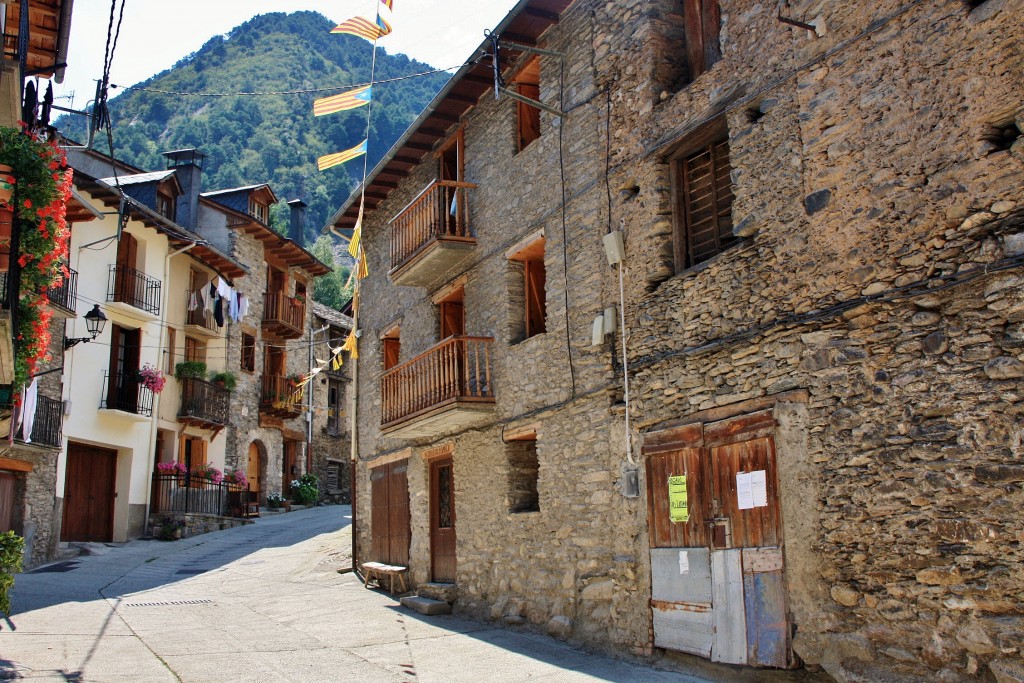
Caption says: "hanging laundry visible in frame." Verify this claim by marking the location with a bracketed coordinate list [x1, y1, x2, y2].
[214, 297, 225, 327]
[216, 277, 232, 300]
[201, 283, 211, 311]
[228, 291, 239, 322]
[239, 295, 249, 319]
[188, 291, 199, 312]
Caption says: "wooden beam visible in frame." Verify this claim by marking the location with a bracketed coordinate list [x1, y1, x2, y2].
[393, 155, 423, 165]
[523, 6, 560, 22]
[415, 127, 449, 138]
[0, 456, 33, 473]
[404, 141, 434, 152]
[446, 92, 480, 104]
[379, 167, 410, 178]
[501, 32, 537, 46]
[427, 111, 461, 123]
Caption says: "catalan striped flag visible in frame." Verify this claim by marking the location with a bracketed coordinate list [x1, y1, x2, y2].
[331, 15, 392, 41]
[317, 139, 367, 171]
[313, 85, 372, 117]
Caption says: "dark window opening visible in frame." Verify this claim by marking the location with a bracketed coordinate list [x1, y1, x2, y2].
[509, 238, 546, 342]
[507, 437, 540, 513]
[672, 123, 736, 271]
[241, 333, 256, 372]
[514, 57, 541, 151]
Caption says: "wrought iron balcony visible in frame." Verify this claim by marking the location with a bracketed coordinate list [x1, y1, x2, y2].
[12, 393, 63, 448]
[107, 265, 161, 315]
[389, 179, 477, 287]
[262, 292, 304, 339]
[100, 370, 155, 417]
[259, 374, 305, 418]
[46, 266, 77, 317]
[381, 335, 495, 438]
[178, 378, 230, 429]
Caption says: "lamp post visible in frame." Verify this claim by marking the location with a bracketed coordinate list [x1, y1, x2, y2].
[64, 304, 107, 350]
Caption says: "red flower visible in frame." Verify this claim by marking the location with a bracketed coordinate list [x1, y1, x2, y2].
[23, 199, 31, 209]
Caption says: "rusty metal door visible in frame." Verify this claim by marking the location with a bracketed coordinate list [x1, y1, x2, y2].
[370, 459, 410, 567]
[645, 411, 790, 669]
[430, 458, 456, 582]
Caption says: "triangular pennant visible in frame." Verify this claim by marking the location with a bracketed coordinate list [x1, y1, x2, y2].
[341, 330, 359, 359]
[348, 203, 363, 259]
[313, 85, 372, 117]
[318, 139, 367, 171]
[356, 252, 369, 279]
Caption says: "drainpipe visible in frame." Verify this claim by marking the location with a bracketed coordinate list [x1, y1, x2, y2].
[143, 242, 195, 526]
[349, 322, 359, 571]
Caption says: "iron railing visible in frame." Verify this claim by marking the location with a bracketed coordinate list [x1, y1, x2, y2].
[381, 336, 494, 427]
[46, 266, 77, 313]
[25, 394, 62, 447]
[178, 378, 230, 427]
[184, 290, 217, 331]
[150, 471, 251, 517]
[108, 264, 162, 315]
[100, 370, 155, 416]
[390, 179, 477, 271]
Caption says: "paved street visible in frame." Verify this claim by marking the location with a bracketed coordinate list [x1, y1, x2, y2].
[0, 506, 744, 683]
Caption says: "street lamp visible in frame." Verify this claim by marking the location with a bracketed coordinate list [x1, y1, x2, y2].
[64, 304, 107, 350]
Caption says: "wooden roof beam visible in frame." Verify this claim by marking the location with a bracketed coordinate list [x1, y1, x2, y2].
[523, 6, 560, 22]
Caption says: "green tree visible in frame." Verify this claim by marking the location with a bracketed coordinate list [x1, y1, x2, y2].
[310, 235, 352, 309]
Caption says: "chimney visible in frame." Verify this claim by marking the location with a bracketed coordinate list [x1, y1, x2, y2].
[287, 199, 307, 245]
[163, 149, 206, 229]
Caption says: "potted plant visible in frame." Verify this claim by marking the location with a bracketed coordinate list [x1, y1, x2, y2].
[139, 363, 166, 394]
[0, 126, 72, 393]
[157, 517, 186, 541]
[222, 468, 248, 488]
[174, 360, 207, 381]
[266, 491, 286, 510]
[290, 473, 320, 505]
[0, 531, 24, 615]
[208, 370, 237, 391]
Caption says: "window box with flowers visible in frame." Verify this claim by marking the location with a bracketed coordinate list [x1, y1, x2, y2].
[0, 125, 73, 394]
[139, 364, 166, 394]
[222, 467, 248, 489]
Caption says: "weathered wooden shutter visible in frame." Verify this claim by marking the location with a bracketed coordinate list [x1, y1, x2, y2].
[683, 0, 722, 81]
[382, 338, 400, 370]
[525, 259, 546, 337]
[681, 139, 735, 266]
[440, 301, 464, 339]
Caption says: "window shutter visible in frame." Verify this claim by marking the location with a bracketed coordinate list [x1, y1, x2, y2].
[682, 140, 735, 266]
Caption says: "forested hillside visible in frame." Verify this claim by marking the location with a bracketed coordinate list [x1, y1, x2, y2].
[60, 11, 448, 245]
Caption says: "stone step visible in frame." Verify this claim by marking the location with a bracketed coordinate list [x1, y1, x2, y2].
[400, 595, 452, 616]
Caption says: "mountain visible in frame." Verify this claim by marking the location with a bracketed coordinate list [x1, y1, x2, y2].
[59, 11, 449, 244]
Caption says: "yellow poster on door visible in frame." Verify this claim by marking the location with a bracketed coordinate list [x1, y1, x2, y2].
[668, 475, 689, 523]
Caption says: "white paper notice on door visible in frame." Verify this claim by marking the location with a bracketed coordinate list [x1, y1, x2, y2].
[736, 472, 754, 510]
[750, 470, 768, 508]
[678, 550, 689, 575]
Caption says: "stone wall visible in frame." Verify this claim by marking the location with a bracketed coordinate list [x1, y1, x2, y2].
[349, 0, 1024, 680]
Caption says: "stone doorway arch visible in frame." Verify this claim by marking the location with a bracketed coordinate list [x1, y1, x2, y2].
[247, 440, 269, 505]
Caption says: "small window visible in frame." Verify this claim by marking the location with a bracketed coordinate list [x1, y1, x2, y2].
[682, 0, 722, 83]
[326, 461, 342, 493]
[513, 57, 541, 151]
[156, 192, 175, 220]
[507, 436, 539, 513]
[327, 380, 343, 436]
[249, 198, 268, 224]
[241, 333, 256, 372]
[672, 122, 736, 270]
[509, 237, 546, 341]
[185, 336, 206, 364]
[382, 333, 400, 371]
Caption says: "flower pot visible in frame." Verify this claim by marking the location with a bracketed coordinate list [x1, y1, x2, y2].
[0, 164, 14, 207]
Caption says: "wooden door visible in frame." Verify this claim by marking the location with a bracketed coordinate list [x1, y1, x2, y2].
[283, 441, 297, 494]
[62, 443, 117, 542]
[115, 232, 138, 304]
[382, 337, 400, 371]
[440, 301, 464, 339]
[247, 442, 262, 498]
[369, 459, 410, 567]
[108, 325, 140, 412]
[430, 458, 456, 582]
[0, 471, 15, 533]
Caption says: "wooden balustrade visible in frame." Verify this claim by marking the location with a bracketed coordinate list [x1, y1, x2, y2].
[262, 292, 305, 339]
[389, 179, 477, 271]
[381, 336, 494, 427]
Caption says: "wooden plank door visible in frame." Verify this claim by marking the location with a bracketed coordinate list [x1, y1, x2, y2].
[247, 442, 262, 499]
[0, 471, 15, 532]
[62, 443, 117, 542]
[369, 460, 410, 567]
[115, 232, 138, 304]
[430, 458, 456, 582]
[283, 441, 297, 494]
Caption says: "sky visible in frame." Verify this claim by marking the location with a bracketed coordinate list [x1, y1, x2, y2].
[51, 0, 521, 110]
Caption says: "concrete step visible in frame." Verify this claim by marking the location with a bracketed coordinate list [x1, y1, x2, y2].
[400, 595, 452, 616]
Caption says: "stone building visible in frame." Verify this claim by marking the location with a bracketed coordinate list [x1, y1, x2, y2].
[309, 301, 353, 504]
[326, 0, 1024, 680]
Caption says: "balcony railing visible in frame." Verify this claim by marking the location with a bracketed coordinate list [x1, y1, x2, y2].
[262, 292, 305, 339]
[390, 179, 477, 275]
[100, 370, 155, 417]
[12, 393, 63, 448]
[46, 266, 77, 314]
[381, 336, 494, 429]
[259, 374, 305, 418]
[178, 378, 230, 428]
[108, 265, 161, 315]
[150, 471, 251, 518]
[184, 291, 217, 332]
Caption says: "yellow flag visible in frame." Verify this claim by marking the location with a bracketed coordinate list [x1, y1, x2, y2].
[356, 253, 369, 279]
[341, 330, 359, 359]
[332, 352, 344, 371]
[348, 204, 363, 258]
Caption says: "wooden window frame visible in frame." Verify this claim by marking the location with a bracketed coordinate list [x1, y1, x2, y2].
[184, 336, 206, 364]
[670, 120, 736, 272]
[249, 198, 268, 224]
[513, 56, 541, 152]
[509, 237, 547, 340]
[436, 128, 465, 183]
[241, 332, 256, 373]
[682, 0, 722, 83]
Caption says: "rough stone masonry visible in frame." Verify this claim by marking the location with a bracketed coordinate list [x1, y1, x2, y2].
[348, 0, 1024, 681]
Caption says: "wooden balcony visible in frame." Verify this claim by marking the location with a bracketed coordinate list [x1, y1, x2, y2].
[389, 179, 477, 288]
[178, 378, 230, 430]
[381, 336, 495, 439]
[262, 292, 305, 339]
[259, 374, 305, 419]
